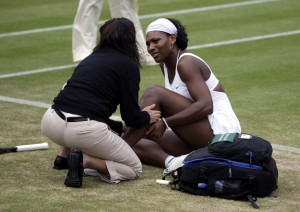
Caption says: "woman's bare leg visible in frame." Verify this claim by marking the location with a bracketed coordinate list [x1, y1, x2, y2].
[122, 124, 149, 147]
[133, 130, 194, 167]
[133, 140, 167, 167]
[122, 84, 213, 169]
[124, 85, 214, 147]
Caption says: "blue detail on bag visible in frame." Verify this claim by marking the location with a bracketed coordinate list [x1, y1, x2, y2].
[198, 183, 207, 189]
[183, 157, 263, 171]
[246, 151, 253, 165]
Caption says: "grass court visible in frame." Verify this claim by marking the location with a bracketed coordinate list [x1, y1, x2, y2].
[0, 0, 299, 211]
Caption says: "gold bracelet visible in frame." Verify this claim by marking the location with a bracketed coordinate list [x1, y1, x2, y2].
[162, 117, 170, 129]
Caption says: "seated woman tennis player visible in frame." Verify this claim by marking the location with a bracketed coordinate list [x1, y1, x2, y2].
[122, 18, 241, 174]
[41, 18, 161, 188]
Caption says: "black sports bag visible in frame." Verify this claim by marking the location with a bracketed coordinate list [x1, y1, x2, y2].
[163, 133, 278, 209]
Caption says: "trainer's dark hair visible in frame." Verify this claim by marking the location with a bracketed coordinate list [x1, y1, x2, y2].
[166, 18, 188, 50]
[94, 18, 141, 67]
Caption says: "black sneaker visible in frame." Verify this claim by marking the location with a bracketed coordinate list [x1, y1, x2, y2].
[53, 155, 68, 170]
[64, 151, 84, 188]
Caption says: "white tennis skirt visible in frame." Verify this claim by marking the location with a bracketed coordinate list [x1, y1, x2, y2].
[208, 91, 241, 135]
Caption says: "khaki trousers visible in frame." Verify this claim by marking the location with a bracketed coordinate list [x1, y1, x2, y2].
[41, 108, 142, 183]
[72, 0, 151, 63]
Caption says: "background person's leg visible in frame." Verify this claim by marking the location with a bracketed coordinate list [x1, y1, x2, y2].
[72, 0, 104, 62]
[108, 0, 156, 66]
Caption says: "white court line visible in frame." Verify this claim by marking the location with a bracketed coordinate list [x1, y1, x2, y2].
[0, 95, 122, 121]
[272, 144, 300, 154]
[0, 95, 51, 109]
[0, 95, 299, 154]
[138, 0, 280, 19]
[0, 64, 77, 79]
[0, 0, 280, 38]
[1, 29, 299, 79]
[188, 30, 300, 50]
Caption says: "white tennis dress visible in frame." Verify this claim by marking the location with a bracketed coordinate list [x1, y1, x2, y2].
[163, 53, 241, 134]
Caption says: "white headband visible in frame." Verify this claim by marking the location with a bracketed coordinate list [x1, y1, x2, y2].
[146, 18, 178, 36]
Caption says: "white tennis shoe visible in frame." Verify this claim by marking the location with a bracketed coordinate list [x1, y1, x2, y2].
[163, 155, 187, 175]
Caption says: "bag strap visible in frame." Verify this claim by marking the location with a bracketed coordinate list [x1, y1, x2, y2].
[247, 194, 259, 209]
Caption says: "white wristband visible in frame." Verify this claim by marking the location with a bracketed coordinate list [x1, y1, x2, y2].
[162, 117, 170, 129]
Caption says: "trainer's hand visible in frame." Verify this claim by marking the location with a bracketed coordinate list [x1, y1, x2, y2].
[142, 104, 161, 123]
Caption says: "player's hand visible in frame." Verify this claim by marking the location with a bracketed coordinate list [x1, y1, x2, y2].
[145, 119, 166, 139]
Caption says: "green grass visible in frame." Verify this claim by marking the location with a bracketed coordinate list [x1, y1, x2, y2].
[0, 0, 300, 211]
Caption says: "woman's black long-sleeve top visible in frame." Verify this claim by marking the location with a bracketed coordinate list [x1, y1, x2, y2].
[52, 47, 150, 129]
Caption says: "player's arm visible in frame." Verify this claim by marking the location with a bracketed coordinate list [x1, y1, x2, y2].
[163, 56, 213, 127]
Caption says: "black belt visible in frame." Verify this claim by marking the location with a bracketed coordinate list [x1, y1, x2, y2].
[54, 109, 89, 122]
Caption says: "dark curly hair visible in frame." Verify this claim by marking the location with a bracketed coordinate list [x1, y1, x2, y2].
[166, 18, 189, 50]
[94, 18, 141, 67]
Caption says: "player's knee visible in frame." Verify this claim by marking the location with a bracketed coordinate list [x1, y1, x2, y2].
[143, 84, 163, 98]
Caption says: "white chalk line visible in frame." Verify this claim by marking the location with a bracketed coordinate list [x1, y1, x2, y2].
[0, 95, 299, 154]
[0, 0, 280, 38]
[1, 29, 299, 79]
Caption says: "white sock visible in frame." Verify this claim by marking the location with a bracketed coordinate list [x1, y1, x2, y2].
[165, 155, 174, 168]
